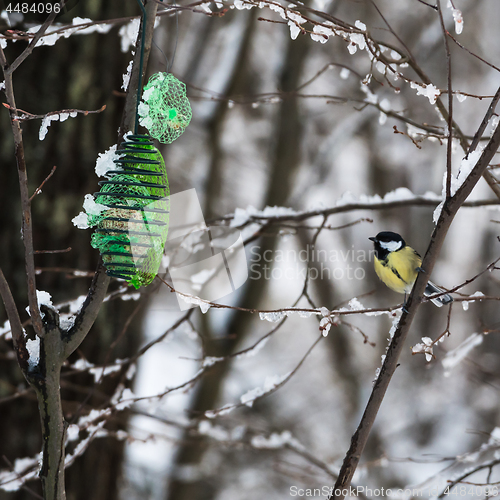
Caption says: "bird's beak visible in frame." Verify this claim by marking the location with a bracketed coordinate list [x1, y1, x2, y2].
[368, 237, 376, 242]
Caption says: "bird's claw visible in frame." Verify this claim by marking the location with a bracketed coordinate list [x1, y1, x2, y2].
[416, 266, 426, 273]
[402, 295, 409, 314]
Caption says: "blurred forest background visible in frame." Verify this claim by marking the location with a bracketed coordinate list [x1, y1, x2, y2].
[1, 0, 500, 499]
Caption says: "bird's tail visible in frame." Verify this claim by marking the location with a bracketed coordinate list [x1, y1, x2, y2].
[424, 281, 453, 307]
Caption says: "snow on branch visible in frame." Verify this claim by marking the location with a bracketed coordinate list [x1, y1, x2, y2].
[0, 453, 41, 492]
[2, 104, 106, 140]
[26, 17, 113, 48]
[447, 0, 464, 35]
[225, 187, 500, 228]
[442, 332, 484, 374]
[204, 336, 322, 419]
[251, 430, 304, 450]
[240, 372, 292, 407]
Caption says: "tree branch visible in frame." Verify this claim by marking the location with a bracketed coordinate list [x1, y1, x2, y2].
[0, 269, 29, 373]
[0, 46, 44, 336]
[437, 0, 453, 200]
[35, 306, 66, 500]
[210, 197, 500, 228]
[330, 107, 500, 499]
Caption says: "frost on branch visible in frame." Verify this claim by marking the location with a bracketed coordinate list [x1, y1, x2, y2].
[259, 311, 286, 323]
[410, 82, 441, 104]
[373, 311, 402, 381]
[232, 189, 442, 229]
[442, 332, 483, 375]
[240, 372, 291, 407]
[202, 356, 224, 368]
[310, 23, 335, 44]
[347, 20, 367, 54]
[122, 60, 133, 91]
[336, 187, 441, 207]
[230, 205, 299, 227]
[287, 11, 306, 40]
[0, 320, 11, 341]
[0, 454, 41, 492]
[379, 98, 391, 125]
[204, 371, 293, 418]
[118, 19, 140, 53]
[179, 294, 211, 313]
[94, 143, 125, 178]
[234, 0, 254, 10]
[205, 405, 235, 419]
[340, 67, 350, 79]
[453, 149, 484, 195]
[113, 387, 136, 411]
[462, 291, 485, 311]
[360, 83, 378, 105]
[258, 309, 317, 323]
[198, 421, 230, 441]
[28, 18, 112, 48]
[412, 337, 435, 362]
[447, 0, 463, 35]
[251, 430, 303, 450]
[25, 290, 57, 325]
[118, 17, 160, 53]
[71, 194, 108, 230]
[319, 307, 339, 337]
[197, 421, 246, 442]
[39, 111, 77, 140]
[198, 2, 212, 13]
[433, 148, 484, 223]
[319, 317, 332, 337]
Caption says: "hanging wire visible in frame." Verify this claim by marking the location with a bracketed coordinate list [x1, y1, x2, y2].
[135, 0, 179, 134]
[151, 0, 179, 75]
[168, 0, 179, 74]
[135, 0, 148, 134]
[134, 0, 188, 144]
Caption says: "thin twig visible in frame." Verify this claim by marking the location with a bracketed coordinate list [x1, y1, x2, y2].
[467, 86, 500, 157]
[0, 47, 44, 336]
[29, 165, 57, 201]
[414, 0, 438, 9]
[2, 104, 106, 122]
[158, 276, 401, 318]
[216, 197, 500, 227]
[193, 335, 323, 418]
[34, 267, 94, 277]
[0, 269, 29, 372]
[438, 459, 500, 498]
[437, 0, 453, 200]
[34, 247, 72, 255]
[447, 31, 500, 74]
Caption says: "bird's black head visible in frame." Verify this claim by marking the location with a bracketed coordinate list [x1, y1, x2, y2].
[369, 231, 406, 259]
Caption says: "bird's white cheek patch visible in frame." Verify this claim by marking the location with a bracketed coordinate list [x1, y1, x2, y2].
[379, 240, 403, 252]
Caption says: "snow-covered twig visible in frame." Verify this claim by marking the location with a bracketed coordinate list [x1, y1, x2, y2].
[204, 335, 322, 418]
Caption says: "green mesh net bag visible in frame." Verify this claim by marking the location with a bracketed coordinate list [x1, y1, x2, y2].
[88, 135, 170, 289]
[138, 72, 192, 144]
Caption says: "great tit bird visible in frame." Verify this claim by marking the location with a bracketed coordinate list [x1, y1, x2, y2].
[369, 231, 453, 307]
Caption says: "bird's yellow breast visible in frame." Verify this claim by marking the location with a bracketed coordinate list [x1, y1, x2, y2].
[373, 246, 422, 294]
